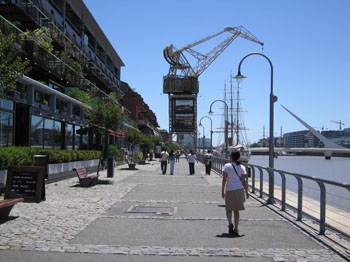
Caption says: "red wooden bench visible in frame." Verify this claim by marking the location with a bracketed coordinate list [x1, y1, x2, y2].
[73, 167, 99, 187]
[0, 198, 24, 220]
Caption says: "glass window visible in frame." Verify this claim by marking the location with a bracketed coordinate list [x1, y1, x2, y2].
[66, 123, 73, 150]
[81, 127, 89, 150]
[0, 111, 13, 146]
[34, 91, 49, 106]
[0, 98, 13, 111]
[74, 125, 81, 150]
[44, 118, 61, 149]
[48, 82, 64, 93]
[56, 99, 67, 114]
[72, 105, 80, 117]
[31, 115, 44, 148]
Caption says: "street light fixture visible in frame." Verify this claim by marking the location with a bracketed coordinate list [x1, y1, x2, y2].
[233, 52, 277, 204]
[209, 100, 229, 158]
[199, 116, 213, 151]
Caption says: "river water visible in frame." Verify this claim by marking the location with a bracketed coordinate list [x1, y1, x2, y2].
[249, 155, 350, 212]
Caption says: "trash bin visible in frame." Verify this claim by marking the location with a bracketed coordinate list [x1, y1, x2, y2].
[107, 155, 114, 178]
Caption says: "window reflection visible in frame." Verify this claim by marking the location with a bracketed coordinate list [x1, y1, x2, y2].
[44, 118, 61, 149]
[66, 123, 73, 150]
[31, 115, 44, 148]
[0, 111, 13, 146]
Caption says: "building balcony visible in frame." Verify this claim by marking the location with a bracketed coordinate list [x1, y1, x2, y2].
[0, 0, 123, 97]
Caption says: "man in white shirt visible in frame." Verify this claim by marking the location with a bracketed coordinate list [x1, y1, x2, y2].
[186, 150, 198, 175]
[160, 149, 169, 175]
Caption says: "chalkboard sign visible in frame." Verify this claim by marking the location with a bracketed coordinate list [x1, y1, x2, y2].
[5, 166, 44, 203]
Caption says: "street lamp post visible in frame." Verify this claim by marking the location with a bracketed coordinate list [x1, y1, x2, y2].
[199, 123, 205, 153]
[209, 100, 229, 159]
[199, 116, 213, 152]
[233, 52, 277, 204]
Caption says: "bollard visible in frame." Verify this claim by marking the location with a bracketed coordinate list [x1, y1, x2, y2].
[107, 155, 114, 178]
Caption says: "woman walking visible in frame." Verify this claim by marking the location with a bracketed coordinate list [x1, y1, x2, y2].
[187, 150, 198, 175]
[169, 150, 176, 175]
[222, 151, 249, 236]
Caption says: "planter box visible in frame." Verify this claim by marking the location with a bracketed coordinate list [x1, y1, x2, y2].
[47, 159, 99, 175]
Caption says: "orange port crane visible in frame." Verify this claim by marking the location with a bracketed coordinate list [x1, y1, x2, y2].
[163, 26, 264, 94]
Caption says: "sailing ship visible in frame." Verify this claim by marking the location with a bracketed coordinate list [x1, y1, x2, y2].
[213, 72, 251, 162]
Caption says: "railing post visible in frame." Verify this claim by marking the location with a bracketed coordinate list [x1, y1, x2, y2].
[267, 169, 275, 204]
[279, 172, 286, 211]
[251, 167, 256, 193]
[258, 167, 264, 198]
[295, 177, 303, 221]
[316, 181, 326, 235]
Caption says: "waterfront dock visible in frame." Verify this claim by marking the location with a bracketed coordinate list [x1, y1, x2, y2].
[0, 159, 347, 261]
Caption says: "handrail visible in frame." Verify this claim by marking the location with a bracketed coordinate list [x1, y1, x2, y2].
[197, 153, 350, 237]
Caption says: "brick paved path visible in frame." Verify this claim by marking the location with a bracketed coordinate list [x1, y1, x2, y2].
[0, 158, 346, 261]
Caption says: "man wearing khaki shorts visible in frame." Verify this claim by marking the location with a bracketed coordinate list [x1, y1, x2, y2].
[222, 151, 249, 236]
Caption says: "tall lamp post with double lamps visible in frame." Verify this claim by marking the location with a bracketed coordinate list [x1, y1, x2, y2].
[233, 52, 277, 204]
[199, 116, 213, 152]
[209, 100, 229, 159]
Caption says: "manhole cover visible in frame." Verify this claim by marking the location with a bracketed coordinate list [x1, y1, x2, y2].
[126, 205, 177, 215]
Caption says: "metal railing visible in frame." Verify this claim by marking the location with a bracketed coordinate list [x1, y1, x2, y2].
[197, 153, 350, 237]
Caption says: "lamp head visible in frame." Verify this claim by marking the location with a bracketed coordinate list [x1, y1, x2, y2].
[233, 72, 247, 84]
[199, 123, 202, 127]
[209, 110, 214, 115]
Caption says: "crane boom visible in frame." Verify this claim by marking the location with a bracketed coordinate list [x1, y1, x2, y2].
[163, 26, 263, 79]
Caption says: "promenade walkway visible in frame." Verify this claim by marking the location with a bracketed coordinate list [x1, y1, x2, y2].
[0, 158, 346, 261]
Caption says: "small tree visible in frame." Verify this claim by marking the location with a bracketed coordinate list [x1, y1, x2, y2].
[124, 129, 142, 163]
[140, 134, 155, 159]
[89, 100, 125, 174]
[0, 32, 30, 92]
[164, 141, 181, 152]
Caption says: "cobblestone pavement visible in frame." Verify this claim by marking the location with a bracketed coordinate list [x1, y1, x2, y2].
[0, 159, 347, 262]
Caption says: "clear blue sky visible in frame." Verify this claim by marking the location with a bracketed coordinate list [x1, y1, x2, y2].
[84, 0, 350, 145]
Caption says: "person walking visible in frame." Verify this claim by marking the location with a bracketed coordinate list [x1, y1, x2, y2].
[160, 149, 169, 175]
[169, 150, 176, 175]
[222, 151, 249, 236]
[204, 150, 213, 175]
[175, 150, 180, 162]
[187, 150, 198, 175]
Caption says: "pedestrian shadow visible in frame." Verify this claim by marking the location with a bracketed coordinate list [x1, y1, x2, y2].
[217, 204, 226, 208]
[216, 233, 245, 238]
[119, 168, 139, 171]
[0, 216, 19, 225]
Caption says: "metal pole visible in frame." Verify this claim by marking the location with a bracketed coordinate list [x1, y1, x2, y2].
[201, 125, 205, 153]
[236, 52, 276, 204]
[209, 100, 228, 159]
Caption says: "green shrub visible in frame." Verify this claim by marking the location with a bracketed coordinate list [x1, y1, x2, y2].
[0, 147, 35, 170]
[0, 147, 101, 169]
[37, 149, 101, 164]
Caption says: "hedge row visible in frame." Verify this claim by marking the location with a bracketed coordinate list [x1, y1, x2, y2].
[0, 147, 101, 170]
[37, 149, 101, 164]
[0, 147, 36, 170]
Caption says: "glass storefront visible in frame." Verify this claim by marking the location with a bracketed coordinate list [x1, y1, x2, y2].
[31, 115, 44, 148]
[74, 125, 81, 150]
[0, 111, 13, 146]
[44, 118, 61, 149]
[66, 123, 73, 150]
